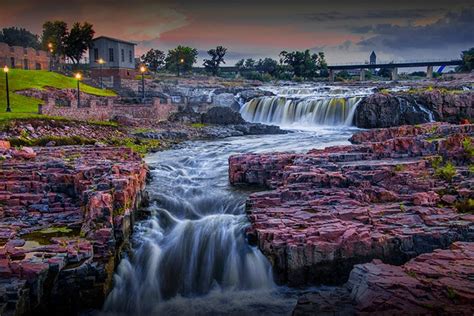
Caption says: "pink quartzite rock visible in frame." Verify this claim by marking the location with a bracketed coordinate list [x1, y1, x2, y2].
[293, 242, 474, 315]
[0, 145, 148, 315]
[229, 123, 474, 287]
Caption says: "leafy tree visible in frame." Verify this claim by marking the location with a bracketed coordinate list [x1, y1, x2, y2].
[235, 59, 245, 70]
[256, 58, 279, 76]
[377, 67, 392, 78]
[457, 47, 474, 72]
[165, 45, 198, 75]
[0, 27, 40, 49]
[64, 22, 94, 65]
[203, 46, 227, 76]
[244, 58, 256, 70]
[141, 49, 165, 71]
[279, 49, 326, 79]
[41, 21, 68, 56]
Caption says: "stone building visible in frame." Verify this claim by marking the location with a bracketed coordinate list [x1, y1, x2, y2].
[89, 36, 136, 85]
[0, 42, 50, 70]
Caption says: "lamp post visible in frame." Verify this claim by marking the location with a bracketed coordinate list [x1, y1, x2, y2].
[75, 73, 82, 107]
[48, 43, 54, 71]
[4, 66, 11, 112]
[140, 66, 146, 101]
[98, 58, 105, 89]
[177, 57, 184, 77]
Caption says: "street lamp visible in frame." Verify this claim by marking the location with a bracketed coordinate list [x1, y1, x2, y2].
[177, 57, 184, 77]
[3, 66, 10, 112]
[48, 43, 54, 71]
[140, 66, 146, 101]
[75, 73, 82, 107]
[98, 58, 105, 89]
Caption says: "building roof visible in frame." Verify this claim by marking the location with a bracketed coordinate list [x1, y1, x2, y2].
[370, 51, 376, 57]
[92, 36, 137, 46]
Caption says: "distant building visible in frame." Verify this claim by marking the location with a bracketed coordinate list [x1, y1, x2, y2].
[0, 42, 50, 70]
[370, 51, 377, 65]
[89, 36, 136, 83]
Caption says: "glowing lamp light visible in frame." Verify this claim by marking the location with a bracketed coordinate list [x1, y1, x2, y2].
[3, 66, 9, 73]
[48, 43, 53, 49]
[140, 66, 146, 73]
[75, 73, 82, 80]
[98, 58, 105, 64]
[179, 58, 184, 63]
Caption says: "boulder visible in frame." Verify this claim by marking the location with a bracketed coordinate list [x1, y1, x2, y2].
[212, 93, 237, 107]
[354, 93, 432, 128]
[201, 107, 246, 125]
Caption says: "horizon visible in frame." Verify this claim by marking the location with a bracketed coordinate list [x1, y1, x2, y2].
[1, 0, 473, 65]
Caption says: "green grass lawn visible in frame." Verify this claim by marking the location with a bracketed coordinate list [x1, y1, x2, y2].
[0, 69, 116, 120]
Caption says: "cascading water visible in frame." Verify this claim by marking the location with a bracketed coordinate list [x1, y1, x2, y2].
[102, 130, 356, 316]
[240, 85, 374, 127]
[241, 96, 362, 126]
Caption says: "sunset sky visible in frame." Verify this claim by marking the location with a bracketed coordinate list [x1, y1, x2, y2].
[1, 0, 473, 64]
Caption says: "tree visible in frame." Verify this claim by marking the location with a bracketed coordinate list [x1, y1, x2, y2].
[41, 21, 68, 57]
[256, 58, 279, 76]
[165, 46, 198, 75]
[457, 47, 474, 72]
[0, 27, 40, 49]
[64, 22, 94, 65]
[203, 46, 227, 76]
[244, 58, 256, 70]
[279, 49, 326, 79]
[141, 49, 165, 71]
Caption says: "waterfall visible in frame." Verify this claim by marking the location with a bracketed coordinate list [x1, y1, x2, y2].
[241, 96, 363, 126]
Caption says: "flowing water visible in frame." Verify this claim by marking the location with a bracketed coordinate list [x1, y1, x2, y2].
[102, 128, 358, 316]
[102, 85, 369, 315]
[240, 85, 375, 127]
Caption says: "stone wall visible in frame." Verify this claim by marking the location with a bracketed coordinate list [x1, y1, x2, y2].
[40, 93, 178, 122]
[0, 42, 50, 70]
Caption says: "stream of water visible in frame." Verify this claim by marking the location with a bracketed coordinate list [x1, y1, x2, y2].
[102, 127, 357, 316]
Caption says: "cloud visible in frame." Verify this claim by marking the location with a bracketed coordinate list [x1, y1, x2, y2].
[358, 8, 474, 50]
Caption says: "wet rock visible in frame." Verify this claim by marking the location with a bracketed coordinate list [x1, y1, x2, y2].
[294, 242, 474, 315]
[229, 123, 474, 286]
[201, 106, 246, 125]
[0, 145, 148, 315]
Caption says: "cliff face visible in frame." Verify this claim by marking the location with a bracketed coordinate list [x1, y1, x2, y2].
[0, 144, 148, 315]
[354, 90, 473, 128]
[229, 123, 473, 292]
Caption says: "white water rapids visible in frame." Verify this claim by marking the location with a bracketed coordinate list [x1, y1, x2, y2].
[102, 85, 373, 315]
[240, 85, 375, 127]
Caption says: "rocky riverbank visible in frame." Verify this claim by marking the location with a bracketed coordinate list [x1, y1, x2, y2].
[0, 142, 148, 314]
[229, 122, 473, 313]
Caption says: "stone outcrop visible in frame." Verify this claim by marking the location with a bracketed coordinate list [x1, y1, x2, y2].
[294, 242, 474, 315]
[354, 90, 473, 128]
[229, 123, 473, 286]
[0, 143, 148, 315]
[201, 106, 246, 125]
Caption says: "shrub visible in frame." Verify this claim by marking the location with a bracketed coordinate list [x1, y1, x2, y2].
[434, 162, 457, 182]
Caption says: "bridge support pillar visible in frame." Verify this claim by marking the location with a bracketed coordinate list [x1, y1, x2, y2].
[391, 67, 398, 81]
[329, 69, 335, 82]
[427, 66, 433, 79]
[360, 69, 365, 81]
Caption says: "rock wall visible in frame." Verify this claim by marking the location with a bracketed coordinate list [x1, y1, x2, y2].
[354, 90, 473, 128]
[40, 95, 178, 122]
[0, 144, 148, 315]
[229, 123, 474, 286]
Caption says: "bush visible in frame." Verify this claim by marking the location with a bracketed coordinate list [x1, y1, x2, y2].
[434, 161, 457, 182]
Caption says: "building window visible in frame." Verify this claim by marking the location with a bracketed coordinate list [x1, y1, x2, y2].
[109, 48, 114, 62]
[10, 57, 15, 68]
[36, 63, 41, 70]
[94, 48, 99, 61]
[24, 59, 28, 70]
[129, 50, 132, 63]
[121, 49, 125, 62]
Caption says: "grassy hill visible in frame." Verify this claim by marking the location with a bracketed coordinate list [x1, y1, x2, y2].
[0, 69, 116, 120]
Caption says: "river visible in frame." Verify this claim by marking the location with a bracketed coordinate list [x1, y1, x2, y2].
[102, 85, 368, 315]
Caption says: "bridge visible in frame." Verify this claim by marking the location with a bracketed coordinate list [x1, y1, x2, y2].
[327, 59, 463, 82]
